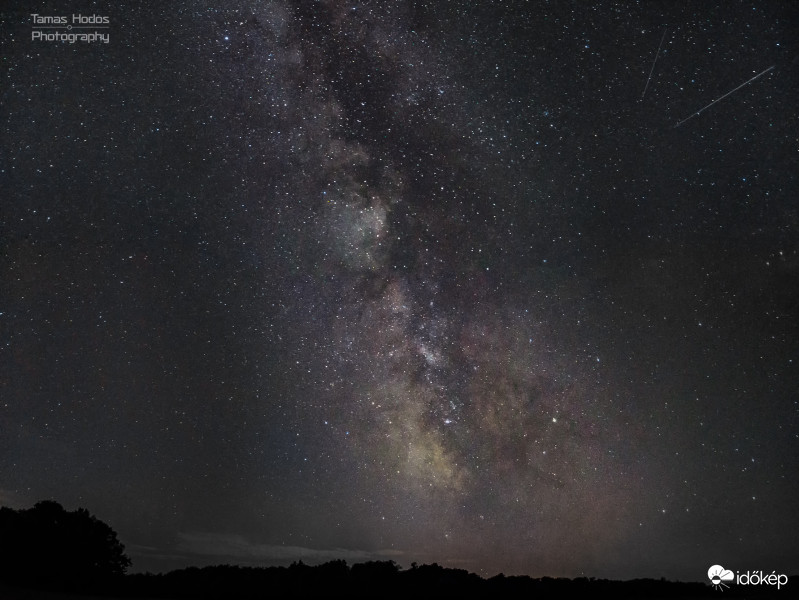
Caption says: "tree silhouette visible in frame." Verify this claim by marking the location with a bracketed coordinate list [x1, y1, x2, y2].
[0, 500, 131, 590]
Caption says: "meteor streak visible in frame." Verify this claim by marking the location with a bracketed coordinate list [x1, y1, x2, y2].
[673, 65, 775, 128]
[641, 29, 667, 101]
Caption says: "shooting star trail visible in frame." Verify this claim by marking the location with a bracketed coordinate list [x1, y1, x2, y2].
[673, 65, 775, 128]
[641, 28, 667, 101]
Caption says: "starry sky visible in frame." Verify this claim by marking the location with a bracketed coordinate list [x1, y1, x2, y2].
[2, 0, 798, 582]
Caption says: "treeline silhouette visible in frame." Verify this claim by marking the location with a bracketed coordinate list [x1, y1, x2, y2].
[1, 501, 794, 598]
[0, 500, 130, 593]
[122, 563, 792, 599]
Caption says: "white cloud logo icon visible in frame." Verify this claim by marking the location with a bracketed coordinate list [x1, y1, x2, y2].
[708, 565, 734, 590]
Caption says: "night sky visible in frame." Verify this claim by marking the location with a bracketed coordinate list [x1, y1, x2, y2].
[2, 0, 798, 582]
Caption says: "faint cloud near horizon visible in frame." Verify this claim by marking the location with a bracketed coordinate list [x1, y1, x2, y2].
[0, 490, 28, 509]
[176, 532, 405, 565]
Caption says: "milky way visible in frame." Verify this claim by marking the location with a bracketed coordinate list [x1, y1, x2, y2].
[2, 0, 798, 581]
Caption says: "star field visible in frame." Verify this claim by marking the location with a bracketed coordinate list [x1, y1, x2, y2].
[2, 0, 798, 582]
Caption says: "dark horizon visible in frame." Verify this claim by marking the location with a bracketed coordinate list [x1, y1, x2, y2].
[6, 499, 796, 599]
[2, 0, 798, 585]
